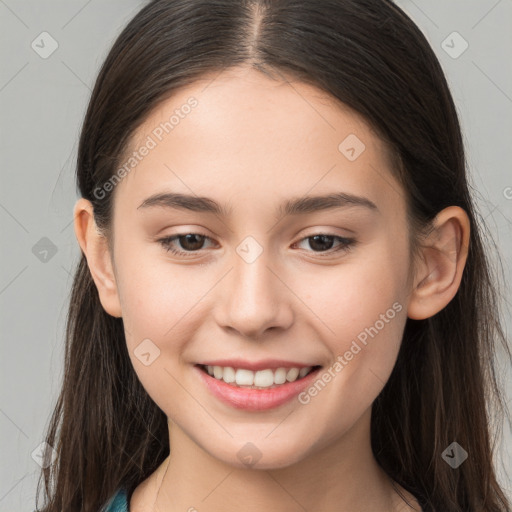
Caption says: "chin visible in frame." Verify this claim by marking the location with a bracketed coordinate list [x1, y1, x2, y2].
[211, 441, 309, 471]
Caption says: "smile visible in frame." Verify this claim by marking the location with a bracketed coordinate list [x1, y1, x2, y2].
[195, 363, 323, 410]
[199, 364, 318, 389]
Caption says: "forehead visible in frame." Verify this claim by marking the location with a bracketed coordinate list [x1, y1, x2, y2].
[112, 67, 404, 220]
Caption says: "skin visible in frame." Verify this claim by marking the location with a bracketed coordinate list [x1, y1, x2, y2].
[74, 66, 470, 511]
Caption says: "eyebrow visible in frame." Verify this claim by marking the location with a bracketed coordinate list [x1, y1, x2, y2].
[137, 192, 379, 217]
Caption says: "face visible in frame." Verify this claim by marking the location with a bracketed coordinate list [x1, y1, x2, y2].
[108, 66, 414, 469]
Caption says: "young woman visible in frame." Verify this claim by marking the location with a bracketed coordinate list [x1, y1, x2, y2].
[36, 0, 512, 511]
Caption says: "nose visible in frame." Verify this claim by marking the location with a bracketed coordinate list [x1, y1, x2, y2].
[214, 248, 294, 340]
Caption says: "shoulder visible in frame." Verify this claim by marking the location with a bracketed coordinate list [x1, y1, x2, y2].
[104, 487, 129, 512]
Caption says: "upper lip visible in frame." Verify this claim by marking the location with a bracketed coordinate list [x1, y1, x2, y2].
[196, 359, 321, 371]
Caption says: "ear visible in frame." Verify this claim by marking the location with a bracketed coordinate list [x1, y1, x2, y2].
[73, 198, 123, 318]
[407, 206, 470, 320]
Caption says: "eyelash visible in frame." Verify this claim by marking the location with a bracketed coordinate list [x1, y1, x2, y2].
[157, 232, 356, 258]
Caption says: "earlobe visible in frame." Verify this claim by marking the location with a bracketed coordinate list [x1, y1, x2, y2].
[73, 198, 123, 318]
[407, 206, 470, 320]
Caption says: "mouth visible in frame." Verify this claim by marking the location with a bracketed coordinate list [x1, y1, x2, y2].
[196, 363, 322, 389]
[194, 363, 323, 411]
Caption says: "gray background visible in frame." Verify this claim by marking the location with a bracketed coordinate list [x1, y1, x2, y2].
[1, 0, 511, 510]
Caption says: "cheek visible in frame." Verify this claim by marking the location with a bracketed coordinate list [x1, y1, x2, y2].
[116, 257, 201, 413]
[116, 252, 211, 342]
[296, 275, 406, 438]
[297, 249, 407, 339]
[293, 241, 409, 403]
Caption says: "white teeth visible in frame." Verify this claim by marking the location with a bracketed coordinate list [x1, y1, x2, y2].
[203, 365, 314, 388]
[298, 367, 310, 378]
[253, 369, 274, 387]
[286, 367, 300, 381]
[213, 366, 223, 379]
[222, 366, 236, 383]
[274, 367, 287, 384]
[235, 369, 254, 386]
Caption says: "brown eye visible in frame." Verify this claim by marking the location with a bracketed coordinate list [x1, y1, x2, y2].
[175, 234, 207, 251]
[308, 235, 336, 251]
[158, 233, 213, 255]
[294, 234, 356, 255]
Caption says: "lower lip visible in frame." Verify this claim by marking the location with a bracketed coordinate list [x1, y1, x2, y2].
[194, 365, 322, 411]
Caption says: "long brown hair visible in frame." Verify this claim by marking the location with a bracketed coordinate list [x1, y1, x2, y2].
[36, 1, 512, 510]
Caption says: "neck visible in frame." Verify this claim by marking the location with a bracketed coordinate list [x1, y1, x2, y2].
[131, 408, 418, 511]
